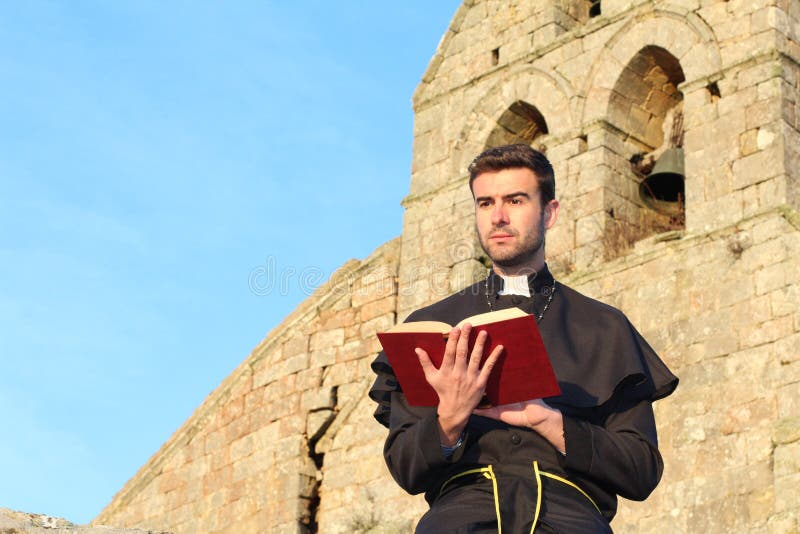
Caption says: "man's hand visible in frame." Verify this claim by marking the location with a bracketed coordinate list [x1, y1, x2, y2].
[474, 399, 566, 454]
[416, 324, 504, 447]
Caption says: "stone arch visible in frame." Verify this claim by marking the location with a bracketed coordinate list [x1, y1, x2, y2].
[609, 45, 687, 241]
[453, 66, 576, 176]
[580, 9, 722, 126]
[484, 100, 549, 149]
[575, 9, 722, 257]
[608, 45, 685, 151]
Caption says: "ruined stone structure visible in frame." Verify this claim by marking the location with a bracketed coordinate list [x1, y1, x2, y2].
[96, 1, 800, 532]
[0, 507, 170, 534]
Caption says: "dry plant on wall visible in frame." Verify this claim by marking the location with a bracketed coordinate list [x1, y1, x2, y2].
[602, 204, 684, 260]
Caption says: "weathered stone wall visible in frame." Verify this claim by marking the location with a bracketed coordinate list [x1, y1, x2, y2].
[567, 209, 800, 532]
[94, 240, 412, 533]
[97, 1, 800, 532]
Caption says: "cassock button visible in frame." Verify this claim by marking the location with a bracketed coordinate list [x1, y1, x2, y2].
[510, 433, 521, 445]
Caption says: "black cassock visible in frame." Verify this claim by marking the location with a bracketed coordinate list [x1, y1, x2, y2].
[369, 266, 678, 533]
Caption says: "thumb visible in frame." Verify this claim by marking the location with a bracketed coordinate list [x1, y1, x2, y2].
[473, 406, 495, 418]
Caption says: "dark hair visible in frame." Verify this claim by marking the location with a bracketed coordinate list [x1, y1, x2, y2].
[468, 144, 555, 205]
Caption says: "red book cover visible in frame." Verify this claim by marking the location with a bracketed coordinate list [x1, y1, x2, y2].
[377, 309, 561, 407]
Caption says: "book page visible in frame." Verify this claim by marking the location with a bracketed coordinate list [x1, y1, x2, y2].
[383, 321, 452, 334]
[455, 307, 528, 328]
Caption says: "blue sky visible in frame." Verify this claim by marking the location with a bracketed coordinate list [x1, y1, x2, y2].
[0, 1, 460, 524]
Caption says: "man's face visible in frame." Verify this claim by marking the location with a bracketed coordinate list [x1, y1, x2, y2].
[472, 167, 559, 274]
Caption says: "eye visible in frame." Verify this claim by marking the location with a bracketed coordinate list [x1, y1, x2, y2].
[477, 200, 492, 208]
[509, 197, 523, 205]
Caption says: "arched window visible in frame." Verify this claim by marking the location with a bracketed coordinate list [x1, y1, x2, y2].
[604, 45, 686, 256]
[484, 101, 548, 150]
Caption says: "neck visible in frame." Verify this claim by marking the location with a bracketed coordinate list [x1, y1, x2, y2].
[491, 257, 545, 277]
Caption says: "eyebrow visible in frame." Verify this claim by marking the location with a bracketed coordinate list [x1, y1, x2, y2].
[474, 191, 531, 203]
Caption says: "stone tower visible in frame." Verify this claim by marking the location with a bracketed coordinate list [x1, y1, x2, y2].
[96, 1, 800, 532]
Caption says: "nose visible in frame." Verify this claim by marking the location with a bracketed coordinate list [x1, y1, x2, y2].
[491, 203, 509, 226]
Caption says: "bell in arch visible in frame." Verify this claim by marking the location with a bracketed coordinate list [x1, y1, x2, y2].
[639, 147, 685, 216]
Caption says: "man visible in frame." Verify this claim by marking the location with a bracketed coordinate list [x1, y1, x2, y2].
[370, 144, 678, 533]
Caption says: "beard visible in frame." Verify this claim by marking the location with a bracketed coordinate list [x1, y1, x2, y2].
[478, 216, 546, 270]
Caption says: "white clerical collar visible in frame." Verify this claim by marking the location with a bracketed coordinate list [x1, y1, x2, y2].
[497, 274, 531, 297]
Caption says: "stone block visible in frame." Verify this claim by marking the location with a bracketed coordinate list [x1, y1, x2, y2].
[310, 328, 344, 352]
[222, 416, 250, 445]
[358, 314, 395, 340]
[358, 296, 397, 323]
[741, 315, 794, 348]
[738, 61, 782, 91]
[309, 347, 336, 368]
[203, 465, 233, 498]
[351, 278, 396, 308]
[741, 236, 790, 272]
[774, 472, 800, 513]
[300, 387, 335, 412]
[337, 338, 368, 362]
[757, 77, 783, 102]
[751, 6, 790, 35]
[733, 146, 783, 190]
[757, 175, 788, 210]
[228, 433, 253, 463]
[204, 428, 226, 455]
[306, 409, 334, 441]
[773, 326, 800, 366]
[778, 380, 800, 419]
[774, 440, 800, 478]
[282, 335, 308, 358]
[317, 308, 356, 330]
[260, 374, 296, 404]
[294, 366, 322, 391]
[688, 493, 754, 533]
[263, 392, 300, 422]
[740, 128, 759, 157]
[755, 261, 789, 295]
[219, 395, 245, 427]
[721, 29, 775, 67]
[767, 511, 798, 534]
[575, 212, 604, 246]
[756, 123, 781, 150]
[746, 98, 783, 130]
[322, 361, 358, 388]
[449, 259, 486, 293]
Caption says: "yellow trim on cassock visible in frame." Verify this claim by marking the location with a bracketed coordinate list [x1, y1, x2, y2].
[538, 468, 600, 512]
[438, 466, 503, 533]
[438, 463, 599, 532]
[530, 461, 543, 534]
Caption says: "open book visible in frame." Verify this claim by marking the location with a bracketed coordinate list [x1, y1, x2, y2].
[377, 307, 561, 407]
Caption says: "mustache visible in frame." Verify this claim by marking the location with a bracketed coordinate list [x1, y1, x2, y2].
[488, 228, 517, 237]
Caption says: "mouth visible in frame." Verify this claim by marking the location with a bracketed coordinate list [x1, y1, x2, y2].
[489, 233, 514, 241]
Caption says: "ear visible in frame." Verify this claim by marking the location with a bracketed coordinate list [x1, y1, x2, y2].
[543, 199, 560, 230]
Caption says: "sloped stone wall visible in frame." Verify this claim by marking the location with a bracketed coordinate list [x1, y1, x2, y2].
[94, 240, 411, 533]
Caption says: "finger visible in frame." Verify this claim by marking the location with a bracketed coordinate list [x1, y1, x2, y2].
[478, 344, 504, 382]
[440, 327, 460, 369]
[468, 330, 489, 372]
[415, 348, 436, 379]
[455, 323, 472, 361]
